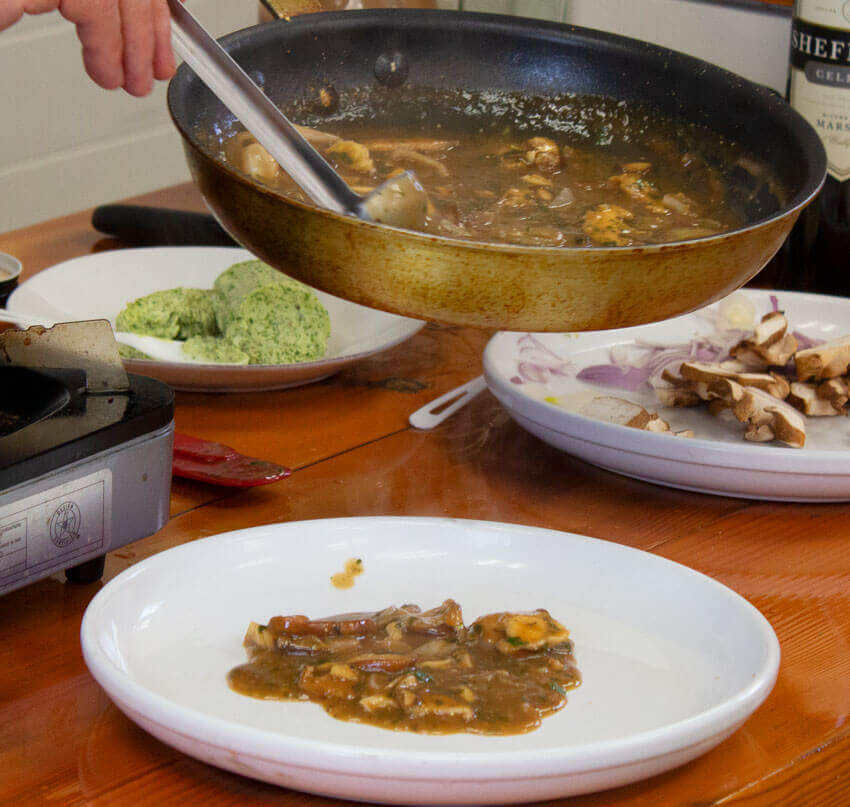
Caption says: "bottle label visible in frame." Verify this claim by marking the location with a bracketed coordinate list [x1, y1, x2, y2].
[789, 1, 850, 181]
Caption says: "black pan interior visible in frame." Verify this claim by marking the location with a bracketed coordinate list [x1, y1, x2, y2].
[168, 9, 825, 229]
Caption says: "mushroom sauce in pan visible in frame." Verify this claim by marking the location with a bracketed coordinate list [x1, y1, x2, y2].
[217, 88, 773, 248]
[228, 599, 581, 735]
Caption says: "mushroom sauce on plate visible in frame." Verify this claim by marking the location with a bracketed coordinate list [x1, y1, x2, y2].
[228, 599, 580, 735]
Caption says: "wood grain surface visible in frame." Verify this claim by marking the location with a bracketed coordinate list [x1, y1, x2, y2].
[1, 183, 848, 806]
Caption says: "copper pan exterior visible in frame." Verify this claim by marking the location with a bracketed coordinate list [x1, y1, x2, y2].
[169, 10, 826, 332]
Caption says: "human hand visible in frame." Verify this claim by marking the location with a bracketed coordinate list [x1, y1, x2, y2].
[0, 0, 179, 97]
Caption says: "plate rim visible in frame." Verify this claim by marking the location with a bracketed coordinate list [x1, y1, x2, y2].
[80, 515, 780, 780]
[7, 246, 425, 385]
[484, 289, 850, 472]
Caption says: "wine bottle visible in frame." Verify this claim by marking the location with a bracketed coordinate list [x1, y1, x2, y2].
[782, 0, 850, 293]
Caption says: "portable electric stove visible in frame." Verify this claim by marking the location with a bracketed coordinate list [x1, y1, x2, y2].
[0, 320, 174, 595]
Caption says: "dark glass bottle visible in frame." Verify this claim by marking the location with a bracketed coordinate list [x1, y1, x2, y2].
[754, 0, 850, 293]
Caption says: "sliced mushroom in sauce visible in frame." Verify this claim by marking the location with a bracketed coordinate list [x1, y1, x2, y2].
[229, 599, 580, 734]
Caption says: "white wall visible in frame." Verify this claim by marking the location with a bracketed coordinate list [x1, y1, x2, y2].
[561, 0, 791, 93]
[460, 0, 790, 91]
[0, 2, 257, 233]
[0, 0, 791, 233]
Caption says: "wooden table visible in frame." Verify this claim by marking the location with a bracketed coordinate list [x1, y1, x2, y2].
[1, 183, 848, 806]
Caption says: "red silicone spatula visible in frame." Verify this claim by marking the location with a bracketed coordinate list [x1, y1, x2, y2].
[172, 432, 291, 487]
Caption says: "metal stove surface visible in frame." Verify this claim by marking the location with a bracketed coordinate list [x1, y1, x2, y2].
[0, 321, 174, 595]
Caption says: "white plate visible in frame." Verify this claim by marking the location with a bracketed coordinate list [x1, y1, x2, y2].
[81, 517, 779, 805]
[7, 247, 424, 392]
[485, 290, 850, 502]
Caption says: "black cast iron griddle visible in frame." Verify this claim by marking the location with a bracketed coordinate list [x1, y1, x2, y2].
[0, 366, 72, 437]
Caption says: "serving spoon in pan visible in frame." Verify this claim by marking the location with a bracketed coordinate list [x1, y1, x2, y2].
[166, 0, 428, 231]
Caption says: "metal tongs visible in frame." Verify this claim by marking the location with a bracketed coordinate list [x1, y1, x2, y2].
[166, 0, 428, 231]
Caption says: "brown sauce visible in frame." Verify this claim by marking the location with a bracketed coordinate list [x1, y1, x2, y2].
[330, 557, 364, 589]
[228, 599, 580, 735]
[220, 89, 753, 248]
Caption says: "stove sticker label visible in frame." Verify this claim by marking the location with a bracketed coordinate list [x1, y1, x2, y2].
[0, 469, 112, 581]
[49, 501, 82, 548]
[0, 519, 26, 577]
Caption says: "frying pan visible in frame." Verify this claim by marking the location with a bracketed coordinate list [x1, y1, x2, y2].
[167, 10, 826, 332]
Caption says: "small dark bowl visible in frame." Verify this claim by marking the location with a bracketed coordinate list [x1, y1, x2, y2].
[0, 253, 21, 307]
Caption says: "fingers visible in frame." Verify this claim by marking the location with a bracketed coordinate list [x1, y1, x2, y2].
[60, 0, 177, 96]
[0, 3, 25, 31]
[151, 0, 174, 81]
[118, 0, 156, 96]
[61, 0, 125, 90]
[23, 0, 59, 12]
[1, 1, 58, 32]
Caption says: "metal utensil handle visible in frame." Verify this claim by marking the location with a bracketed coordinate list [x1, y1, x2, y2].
[258, 0, 286, 21]
[408, 376, 487, 429]
[167, 0, 360, 215]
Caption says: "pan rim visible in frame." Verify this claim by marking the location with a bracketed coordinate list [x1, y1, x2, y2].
[167, 8, 826, 255]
